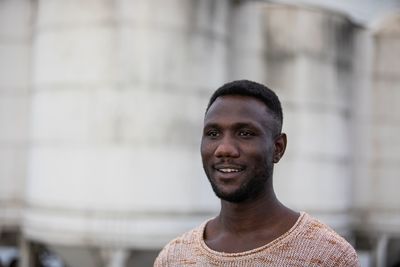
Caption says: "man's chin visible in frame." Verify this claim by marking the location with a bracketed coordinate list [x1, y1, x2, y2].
[208, 177, 254, 203]
[213, 189, 250, 203]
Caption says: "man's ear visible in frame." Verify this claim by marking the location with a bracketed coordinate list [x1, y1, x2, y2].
[273, 133, 287, 163]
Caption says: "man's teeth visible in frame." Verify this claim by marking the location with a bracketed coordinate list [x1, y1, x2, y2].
[219, 168, 241, 173]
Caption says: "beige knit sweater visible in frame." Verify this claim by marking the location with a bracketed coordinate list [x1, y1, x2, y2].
[154, 212, 360, 267]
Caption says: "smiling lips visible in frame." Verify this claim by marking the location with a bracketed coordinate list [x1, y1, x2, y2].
[214, 165, 245, 176]
[218, 168, 242, 173]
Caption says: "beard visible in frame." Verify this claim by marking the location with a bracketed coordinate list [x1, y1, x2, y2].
[205, 160, 273, 203]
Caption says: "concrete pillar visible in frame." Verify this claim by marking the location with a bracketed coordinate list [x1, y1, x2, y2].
[101, 248, 128, 267]
[259, 4, 361, 234]
[49, 245, 103, 267]
[24, 0, 230, 256]
[19, 237, 31, 267]
[0, 0, 31, 230]
[375, 234, 389, 267]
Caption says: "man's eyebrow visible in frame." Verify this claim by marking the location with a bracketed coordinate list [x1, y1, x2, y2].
[204, 121, 260, 129]
[232, 122, 258, 128]
[203, 122, 220, 129]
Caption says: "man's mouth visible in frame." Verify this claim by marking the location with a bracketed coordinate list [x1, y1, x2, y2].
[217, 168, 242, 173]
[214, 165, 245, 174]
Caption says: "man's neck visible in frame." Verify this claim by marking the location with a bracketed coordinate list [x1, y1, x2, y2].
[218, 190, 292, 233]
[204, 190, 299, 253]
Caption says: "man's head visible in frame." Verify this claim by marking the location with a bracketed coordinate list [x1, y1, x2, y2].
[206, 80, 283, 136]
[201, 80, 286, 203]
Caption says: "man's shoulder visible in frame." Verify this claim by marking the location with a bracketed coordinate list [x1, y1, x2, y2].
[292, 213, 359, 266]
[162, 225, 200, 249]
[300, 213, 353, 247]
[154, 222, 206, 267]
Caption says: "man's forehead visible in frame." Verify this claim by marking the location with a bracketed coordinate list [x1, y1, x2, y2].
[203, 95, 282, 135]
[206, 95, 270, 117]
[204, 95, 277, 127]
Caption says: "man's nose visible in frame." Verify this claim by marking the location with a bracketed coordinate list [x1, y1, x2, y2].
[214, 137, 240, 158]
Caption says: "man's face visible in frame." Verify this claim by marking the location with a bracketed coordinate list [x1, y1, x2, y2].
[201, 95, 280, 203]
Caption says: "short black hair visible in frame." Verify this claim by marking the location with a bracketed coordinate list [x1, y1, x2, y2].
[206, 80, 283, 133]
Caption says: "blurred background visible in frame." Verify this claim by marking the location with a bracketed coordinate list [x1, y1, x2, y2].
[0, 0, 400, 266]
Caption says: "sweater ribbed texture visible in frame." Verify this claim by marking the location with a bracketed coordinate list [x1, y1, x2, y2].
[154, 212, 360, 267]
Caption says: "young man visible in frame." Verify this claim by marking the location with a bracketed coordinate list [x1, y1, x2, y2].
[154, 80, 360, 266]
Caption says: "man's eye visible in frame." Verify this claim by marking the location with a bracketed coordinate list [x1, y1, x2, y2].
[206, 130, 220, 137]
[238, 130, 254, 137]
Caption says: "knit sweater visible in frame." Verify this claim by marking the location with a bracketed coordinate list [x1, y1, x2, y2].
[154, 212, 360, 267]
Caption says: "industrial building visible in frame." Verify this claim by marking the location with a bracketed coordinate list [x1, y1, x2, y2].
[0, 0, 399, 266]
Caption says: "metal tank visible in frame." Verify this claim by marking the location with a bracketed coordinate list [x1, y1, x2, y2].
[255, 4, 360, 236]
[0, 0, 31, 243]
[360, 13, 400, 267]
[24, 0, 229, 266]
